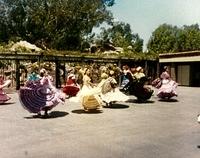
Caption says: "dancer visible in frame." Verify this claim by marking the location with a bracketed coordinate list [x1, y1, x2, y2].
[120, 65, 130, 88]
[0, 76, 11, 104]
[121, 71, 153, 102]
[134, 66, 145, 79]
[19, 67, 65, 117]
[152, 66, 178, 99]
[63, 73, 80, 98]
[28, 70, 40, 81]
[100, 70, 130, 106]
[75, 68, 94, 99]
[70, 68, 103, 111]
[74, 66, 83, 88]
[89, 72, 109, 95]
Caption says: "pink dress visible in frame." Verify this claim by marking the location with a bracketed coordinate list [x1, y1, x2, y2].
[157, 71, 178, 99]
[19, 76, 65, 113]
[0, 79, 11, 104]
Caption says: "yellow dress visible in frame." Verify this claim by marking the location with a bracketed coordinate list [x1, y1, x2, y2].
[70, 75, 103, 110]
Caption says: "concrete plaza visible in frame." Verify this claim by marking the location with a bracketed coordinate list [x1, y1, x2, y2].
[0, 86, 200, 158]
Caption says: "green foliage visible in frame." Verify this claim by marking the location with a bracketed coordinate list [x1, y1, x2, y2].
[118, 50, 158, 61]
[181, 24, 200, 51]
[0, 0, 115, 50]
[98, 21, 143, 52]
[147, 23, 200, 53]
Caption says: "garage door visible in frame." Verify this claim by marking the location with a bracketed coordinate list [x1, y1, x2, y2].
[177, 65, 190, 86]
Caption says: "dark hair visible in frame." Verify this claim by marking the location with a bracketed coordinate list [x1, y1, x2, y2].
[40, 72, 44, 77]
[84, 68, 90, 75]
[126, 72, 133, 82]
[163, 66, 168, 71]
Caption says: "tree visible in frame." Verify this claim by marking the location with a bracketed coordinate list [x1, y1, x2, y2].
[147, 23, 178, 53]
[0, 0, 115, 50]
[98, 21, 143, 52]
[147, 23, 200, 53]
[181, 24, 200, 51]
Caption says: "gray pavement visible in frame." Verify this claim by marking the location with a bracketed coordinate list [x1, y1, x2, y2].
[0, 86, 200, 158]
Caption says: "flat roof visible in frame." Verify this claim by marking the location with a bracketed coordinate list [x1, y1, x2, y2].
[159, 51, 200, 63]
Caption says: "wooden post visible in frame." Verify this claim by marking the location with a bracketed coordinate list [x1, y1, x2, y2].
[63, 62, 66, 82]
[55, 60, 60, 88]
[15, 59, 20, 90]
[144, 60, 148, 76]
[156, 61, 160, 78]
[38, 52, 44, 68]
[118, 59, 122, 86]
[11, 60, 14, 87]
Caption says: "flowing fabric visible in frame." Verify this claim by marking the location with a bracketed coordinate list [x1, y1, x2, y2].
[0, 80, 11, 104]
[70, 74, 103, 110]
[100, 88, 129, 103]
[82, 95, 102, 110]
[70, 76, 129, 109]
[19, 76, 65, 113]
[63, 75, 80, 96]
[153, 71, 178, 99]
[122, 76, 153, 101]
[69, 75, 93, 103]
[152, 78, 162, 88]
[100, 77, 129, 103]
[157, 79, 178, 98]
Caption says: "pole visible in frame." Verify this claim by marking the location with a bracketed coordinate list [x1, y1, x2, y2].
[15, 60, 20, 90]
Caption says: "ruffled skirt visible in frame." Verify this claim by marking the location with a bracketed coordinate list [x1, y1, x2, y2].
[70, 84, 103, 110]
[0, 90, 11, 104]
[157, 80, 178, 98]
[19, 80, 65, 113]
[100, 88, 129, 103]
[63, 84, 80, 96]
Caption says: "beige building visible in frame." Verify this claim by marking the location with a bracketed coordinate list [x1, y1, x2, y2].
[159, 51, 200, 87]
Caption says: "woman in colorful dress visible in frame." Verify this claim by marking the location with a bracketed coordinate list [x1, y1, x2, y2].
[122, 67, 153, 102]
[100, 70, 130, 106]
[70, 68, 103, 111]
[72, 68, 93, 100]
[0, 76, 11, 104]
[63, 73, 80, 98]
[154, 66, 178, 99]
[133, 66, 145, 80]
[120, 65, 130, 88]
[19, 67, 65, 117]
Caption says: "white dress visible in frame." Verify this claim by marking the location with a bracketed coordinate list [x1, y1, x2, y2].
[100, 77, 129, 104]
[69, 75, 93, 103]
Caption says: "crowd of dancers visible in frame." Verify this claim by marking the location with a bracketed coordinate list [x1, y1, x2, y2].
[0, 62, 191, 119]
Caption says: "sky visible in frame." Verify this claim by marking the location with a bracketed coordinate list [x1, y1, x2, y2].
[108, 0, 200, 50]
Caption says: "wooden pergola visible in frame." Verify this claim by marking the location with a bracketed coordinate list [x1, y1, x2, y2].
[0, 52, 158, 90]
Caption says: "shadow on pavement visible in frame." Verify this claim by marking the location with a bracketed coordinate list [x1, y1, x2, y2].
[197, 145, 200, 149]
[24, 111, 69, 119]
[72, 109, 103, 114]
[103, 103, 129, 109]
[0, 102, 15, 106]
[158, 98, 178, 102]
[127, 99, 155, 104]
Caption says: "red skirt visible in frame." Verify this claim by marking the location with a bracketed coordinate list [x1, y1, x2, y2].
[63, 85, 80, 96]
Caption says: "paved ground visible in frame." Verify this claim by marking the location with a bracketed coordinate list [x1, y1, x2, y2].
[0, 86, 200, 158]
